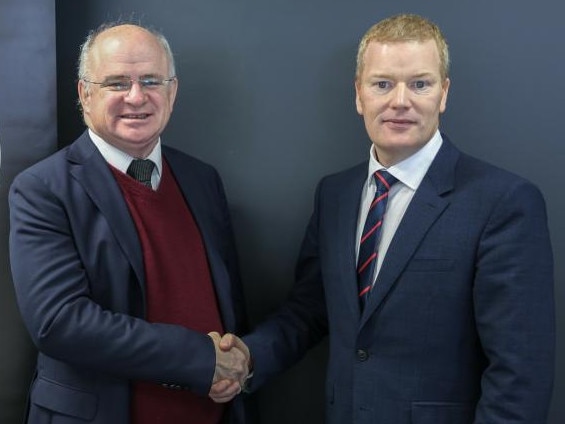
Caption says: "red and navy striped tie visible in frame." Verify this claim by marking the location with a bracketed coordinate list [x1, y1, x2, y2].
[357, 170, 397, 308]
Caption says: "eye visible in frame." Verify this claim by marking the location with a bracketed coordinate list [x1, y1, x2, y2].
[372, 80, 392, 92]
[410, 80, 430, 91]
[139, 78, 164, 89]
[101, 80, 131, 91]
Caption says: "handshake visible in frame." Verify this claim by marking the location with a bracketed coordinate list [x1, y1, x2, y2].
[208, 331, 251, 403]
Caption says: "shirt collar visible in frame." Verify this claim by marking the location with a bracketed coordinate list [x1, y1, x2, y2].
[88, 129, 163, 177]
[367, 129, 443, 190]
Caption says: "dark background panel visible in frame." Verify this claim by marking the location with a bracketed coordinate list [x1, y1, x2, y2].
[0, 0, 57, 422]
[51, 1, 565, 423]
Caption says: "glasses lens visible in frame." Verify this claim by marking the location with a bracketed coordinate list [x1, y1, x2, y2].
[93, 77, 172, 92]
[139, 78, 165, 89]
[101, 78, 132, 91]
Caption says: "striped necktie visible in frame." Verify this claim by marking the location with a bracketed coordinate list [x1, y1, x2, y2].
[127, 159, 155, 188]
[357, 170, 397, 308]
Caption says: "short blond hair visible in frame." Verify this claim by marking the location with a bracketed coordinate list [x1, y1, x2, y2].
[355, 14, 450, 80]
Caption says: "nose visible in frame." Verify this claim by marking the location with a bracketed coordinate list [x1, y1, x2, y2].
[390, 83, 408, 108]
[124, 81, 147, 104]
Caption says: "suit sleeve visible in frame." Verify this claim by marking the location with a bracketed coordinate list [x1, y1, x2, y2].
[9, 170, 216, 396]
[473, 179, 554, 423]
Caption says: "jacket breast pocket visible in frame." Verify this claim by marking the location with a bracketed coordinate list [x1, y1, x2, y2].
[31, 377, 98, 421]
[411, 401, 473, 424]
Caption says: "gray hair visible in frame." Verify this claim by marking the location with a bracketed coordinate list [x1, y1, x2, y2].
[77, 21, 176, 82]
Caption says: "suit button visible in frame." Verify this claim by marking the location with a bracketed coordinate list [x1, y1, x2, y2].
[357, 349, 369, 361]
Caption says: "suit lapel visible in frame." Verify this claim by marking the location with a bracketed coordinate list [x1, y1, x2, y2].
[360, 138, 459, 327]
[334, 164, 367, 321]
[163, 149, 216, 261]
[67, 132, 145, 289]
[164, 149, 237, 331]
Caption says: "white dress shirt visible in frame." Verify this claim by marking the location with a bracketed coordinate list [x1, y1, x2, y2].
[355, 130, 443, 286]
[88, 129, 162, 190]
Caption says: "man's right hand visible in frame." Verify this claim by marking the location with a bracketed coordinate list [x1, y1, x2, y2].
[208, 332, 251, 403]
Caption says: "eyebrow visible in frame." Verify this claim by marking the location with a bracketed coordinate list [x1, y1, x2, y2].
[101, 73, 163, 80]
[366, 71, 436, 80]
[411, 72, 436, 78]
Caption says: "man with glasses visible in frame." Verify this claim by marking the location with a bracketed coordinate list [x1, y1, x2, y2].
[9, 22, 252, 424]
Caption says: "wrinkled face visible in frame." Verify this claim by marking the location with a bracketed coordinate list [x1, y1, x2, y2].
[355, 39, 449, 167]
[78, 25, 177, 158]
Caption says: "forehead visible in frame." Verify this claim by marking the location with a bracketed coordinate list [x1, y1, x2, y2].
[88, 26, 169, 76]
[362, 39, 441, 75]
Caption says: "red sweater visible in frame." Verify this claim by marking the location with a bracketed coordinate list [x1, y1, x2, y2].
[112, 161, 225, 424]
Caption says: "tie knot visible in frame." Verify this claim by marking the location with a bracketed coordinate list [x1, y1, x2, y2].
[373, 170, 397, 192]
[127, 159, 155, 187]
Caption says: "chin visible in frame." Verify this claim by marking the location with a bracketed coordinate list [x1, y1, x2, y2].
[374, 137, 418, 150]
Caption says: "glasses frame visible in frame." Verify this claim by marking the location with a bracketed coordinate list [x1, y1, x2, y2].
[81, 76, 177, 92]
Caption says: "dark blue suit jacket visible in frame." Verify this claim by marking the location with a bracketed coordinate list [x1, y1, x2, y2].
[9, 131, 250, 423]
[244, 136, 555, 424]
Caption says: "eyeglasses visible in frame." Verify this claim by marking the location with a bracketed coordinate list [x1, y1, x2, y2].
[82, 76, 176, 92]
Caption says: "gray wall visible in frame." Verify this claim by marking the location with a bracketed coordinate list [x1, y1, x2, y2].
[0, 1, 57, 422]
[6, 0, 559, 423]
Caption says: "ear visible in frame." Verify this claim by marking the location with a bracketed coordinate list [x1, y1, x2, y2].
[77, 79, 91, 113]
[354, 80, 363, 115]
[439, 78, 450, 113]
[167, 77, 179, 111]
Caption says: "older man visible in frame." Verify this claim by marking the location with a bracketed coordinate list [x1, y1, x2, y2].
[10, 22, 251, 424]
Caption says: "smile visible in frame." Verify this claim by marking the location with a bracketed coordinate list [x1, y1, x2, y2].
[383, 118, 415, 125]
[120, 114, 150, 119]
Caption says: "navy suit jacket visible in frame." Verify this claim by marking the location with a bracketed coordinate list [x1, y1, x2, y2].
[9, 131, 251, 423]
[244, 136, 555, 424]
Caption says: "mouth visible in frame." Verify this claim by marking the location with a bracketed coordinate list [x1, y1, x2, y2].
[383, 118, 415, 125]
[382, 118, 416, 130]
[120, 113, 151, 120]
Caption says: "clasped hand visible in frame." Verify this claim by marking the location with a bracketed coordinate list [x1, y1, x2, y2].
[208, 331, 250, 403]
